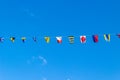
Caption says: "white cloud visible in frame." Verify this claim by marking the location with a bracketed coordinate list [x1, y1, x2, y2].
[38, 56, 47, 65]
[67, 78, 70, 80]
[24, 9, 35, 17]
[27, 56, 47, 65]
[42, 77, 47, 80]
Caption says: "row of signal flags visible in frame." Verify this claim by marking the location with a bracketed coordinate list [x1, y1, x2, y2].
[0, 34, 120, 43]
[0, 36, 88, 43]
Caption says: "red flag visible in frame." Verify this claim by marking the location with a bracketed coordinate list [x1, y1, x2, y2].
[80, 36, 86, 43]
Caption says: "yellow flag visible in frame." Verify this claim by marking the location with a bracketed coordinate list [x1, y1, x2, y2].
[44, 37, 50, 43]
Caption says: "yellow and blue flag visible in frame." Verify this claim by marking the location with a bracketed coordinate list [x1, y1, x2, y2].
[104, 34, 110, 42]
[10, 37, 15, 43]
[21, 37, 26, 43]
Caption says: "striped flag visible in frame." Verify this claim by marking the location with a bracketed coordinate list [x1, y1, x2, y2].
[68, 36, 74, 44]
[104, 34, 110, 42]
[21, 37, 26, 43]
[92, 35, 98, 43]
[80, 36, 86, 43]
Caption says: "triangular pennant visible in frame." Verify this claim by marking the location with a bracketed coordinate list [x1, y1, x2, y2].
[104, 34, 110, 42]
[80, 36, 86, 43]
[68, 36, 74, 44]
[92, 35, 98, 43]
[44, 37, 50, 43]
[10, 37, 15, 43]
[21, 37, 26, 43]
[33, 37, 37, 42]
[56, 36, 62, 43]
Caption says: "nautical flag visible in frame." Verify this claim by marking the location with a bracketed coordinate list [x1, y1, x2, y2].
[56, 36, 62, 43]
[33, 37, 37, 42]
[80, 36, 86, 43]
[117, 34, 120, 38]
[0, 37, 4, 42]
[44, 37, 50, 43]
[104, 34, 110, 42]
[68, 36, 74, 44]
[92, 35, 98, 43]
[10, 37, 15, 42]
[21, 37, 26, 43]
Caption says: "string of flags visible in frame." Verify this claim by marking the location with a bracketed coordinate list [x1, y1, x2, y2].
[0, 34, 120, 44]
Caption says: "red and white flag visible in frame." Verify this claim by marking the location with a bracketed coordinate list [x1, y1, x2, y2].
[56, 36, 62, 43]
[80, 36, 86, 43]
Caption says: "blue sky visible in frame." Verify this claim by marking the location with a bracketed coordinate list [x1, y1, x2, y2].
[0, 0, 120, 80]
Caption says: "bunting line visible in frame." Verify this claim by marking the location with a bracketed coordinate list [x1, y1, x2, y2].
[0, 33, 119, 44]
